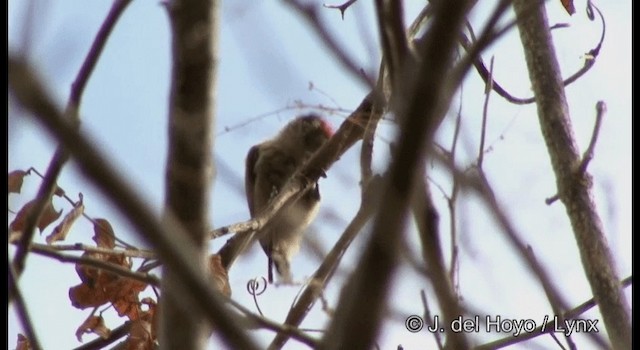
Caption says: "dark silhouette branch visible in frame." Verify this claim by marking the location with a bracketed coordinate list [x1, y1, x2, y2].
[413, 177, 469, 349]
[8, 257, 43, 350]
[8, 57, 260, 350]
[12, 0, 133, 278]
[160, 0, 220, 347]
[319, 1, 474, 348]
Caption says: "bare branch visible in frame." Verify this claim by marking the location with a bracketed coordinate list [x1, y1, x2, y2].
[420, 290, 444, 350]
[8, 257, 43, 350]
[374, 0, 410, 92]
[28, 243, 156, 259]
[28, 244, 160, 286]
[319, 2, 474, 348]
[459, 0, 606, 105]
[478, 56, 494, 168]
[577, 101, 606, 174]
[269, 179, 379, 349]
[323, 0, 358, 19]
[282, 0, 375, 89]
[228, 298, 320, 348]
[217, 93, 378, 270]
[514, 1, 630, 347]
[160, 0, 220, 346]
[72, 322, 131, 350]
[475, 276, 632, 350]
[12, 0, 133, 278]
[8, 57, 260, 350]
[414, 178, 468, 349]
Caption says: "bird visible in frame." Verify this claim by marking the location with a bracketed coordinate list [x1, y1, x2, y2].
[245, 114, 333, 283]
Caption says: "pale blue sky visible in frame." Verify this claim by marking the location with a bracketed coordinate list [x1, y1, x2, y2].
[9, 1, 631, 349]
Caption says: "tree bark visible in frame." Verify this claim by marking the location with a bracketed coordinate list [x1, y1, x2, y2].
[160, 0, 219, 349]
[513, 1, 631, 348]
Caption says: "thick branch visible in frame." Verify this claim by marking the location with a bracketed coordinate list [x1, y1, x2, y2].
[319, 1, 473, 349]
[160, 0, 219, 348]
[514, 1, 630, 348]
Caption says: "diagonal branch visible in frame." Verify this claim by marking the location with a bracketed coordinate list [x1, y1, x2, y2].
[319, 1, 474, 348]
[268, 178, 380, 349]
[12, 0, 134, 278]
[8, 57, 260, 350]
[217, 93, 378, 270]
[513, 1, 631, 348]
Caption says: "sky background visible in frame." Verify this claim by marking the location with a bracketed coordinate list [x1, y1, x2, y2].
[8, 0, 631, 349]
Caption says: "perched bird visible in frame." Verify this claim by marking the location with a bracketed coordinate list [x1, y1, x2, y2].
[245, 115, 333, 283]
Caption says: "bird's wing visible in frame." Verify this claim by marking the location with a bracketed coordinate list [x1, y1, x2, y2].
[245, 145, 261, 217]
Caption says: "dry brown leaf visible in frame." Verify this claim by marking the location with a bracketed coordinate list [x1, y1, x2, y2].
[69, 283, 111, 309]
[140, 297, 159, 340]
[75, 315, 111, 342]
[560, 0, 575, 15]
[9, 199, 62, 239]
[75, 251, 130, 286]
[16, 334, 31, 350]
[125, 319, 154, 350]
[9, 170, 29, 194]
[209, 254, 231, 297]
[46, 197, 84, 244]
[93, 218, 116, 249]
[111, 278, 147, 319]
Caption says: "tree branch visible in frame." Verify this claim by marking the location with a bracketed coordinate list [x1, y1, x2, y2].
[319, 1, 473, 348]
[475, 276, 633, 350]
[8, 257, 43, 350]
[160, 0, 219, 347]
[217, 93, 377, 270]
[8, 57, 260, 350]
[268, 178, 380, 349]
[12, 0, 133, 278]
[514, 1, 631, 348]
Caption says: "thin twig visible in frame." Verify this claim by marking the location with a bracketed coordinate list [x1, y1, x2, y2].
[459, 0, 606, 105]
[323, 0, 358, 19]
[478, 56, 494, 168]
[475, 276, 632, 350]
[8, 257, 44, 350]
[547, 101, 606, 206]
[228, 298, 319, 348]
[282, 0, 375, 89]
[526, 246, 576, 350]
[30, 244, 160, 286]
[577, 101, 606, 174]
[447, 97, 463, 292]
[414, 177, 469, 349]
[29, 242, 156, 259]
[420, 290, 444, 350]
[73, 322, 131, 350]
[268, 180, 379, 349]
